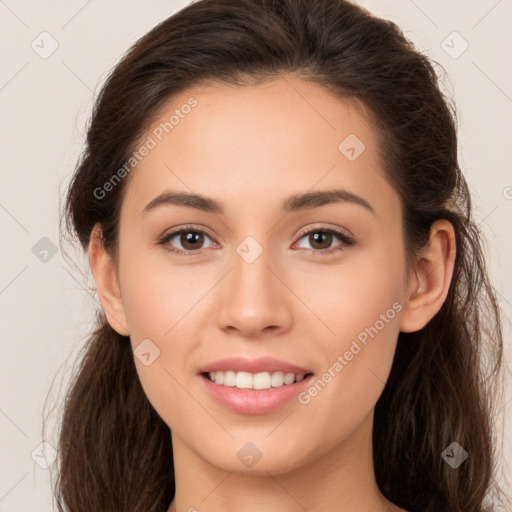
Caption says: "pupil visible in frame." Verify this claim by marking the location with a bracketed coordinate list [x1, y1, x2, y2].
[311, 232, 332, 249]
[182, 231, 203, 249]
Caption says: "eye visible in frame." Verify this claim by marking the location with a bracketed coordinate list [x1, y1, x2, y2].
[293, 227, 356, 254]
[158, 225, 217, 255]
[158, 225, 356, 256]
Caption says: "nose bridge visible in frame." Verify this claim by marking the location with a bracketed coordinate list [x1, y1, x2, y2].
[230, 235, 276, 306]
[215, 234, 291, 335]
[235, 238, 271, 291]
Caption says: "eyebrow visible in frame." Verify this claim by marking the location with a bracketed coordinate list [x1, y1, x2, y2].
[141, 188, 376, 216]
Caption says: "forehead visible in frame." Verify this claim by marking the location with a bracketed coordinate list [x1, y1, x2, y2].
[121, 76, 397, 221]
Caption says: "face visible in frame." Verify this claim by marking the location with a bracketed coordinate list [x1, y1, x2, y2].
[112, 76, 410, 474]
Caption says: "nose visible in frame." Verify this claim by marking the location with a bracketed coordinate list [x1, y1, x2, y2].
[215, 247, 293, 339]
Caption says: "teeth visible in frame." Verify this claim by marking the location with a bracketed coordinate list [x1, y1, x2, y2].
[207, 371, 307, 389]
[223, 370, 236, 387]
[236, 371, 253, 389]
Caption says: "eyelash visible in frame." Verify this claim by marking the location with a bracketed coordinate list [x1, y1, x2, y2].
[157, 224, 356, 257]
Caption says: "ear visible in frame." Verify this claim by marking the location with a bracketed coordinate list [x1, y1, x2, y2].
[88, 223, 130, 336]
[399, 219, 456, 333]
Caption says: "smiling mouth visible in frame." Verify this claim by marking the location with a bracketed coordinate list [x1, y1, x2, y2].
[201, 370, 314, 390]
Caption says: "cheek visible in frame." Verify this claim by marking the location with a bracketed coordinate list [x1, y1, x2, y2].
[297, 237, 405, 343]
[314, 277, 401, 385]
[118, 237, 200, 341]
[118, 262, 202, 433]
[294, 245, 405, 424]
[116, 241, 212, 420]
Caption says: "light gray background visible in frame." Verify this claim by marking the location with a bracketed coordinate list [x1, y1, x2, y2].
[0, 0, 511, 510]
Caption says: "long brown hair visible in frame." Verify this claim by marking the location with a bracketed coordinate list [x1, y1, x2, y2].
[46, 0, 508, 510]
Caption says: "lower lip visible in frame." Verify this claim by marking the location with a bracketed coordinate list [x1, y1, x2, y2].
[199, 373, 314, 415]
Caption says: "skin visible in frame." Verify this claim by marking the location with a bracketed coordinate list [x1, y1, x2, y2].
[88, 75, 455, 512]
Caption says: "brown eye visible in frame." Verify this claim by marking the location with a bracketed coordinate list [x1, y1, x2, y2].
[308, 231, 333, 250]
[294, 228, 355, 254]
[180, 231, 205, 250]
[159, 226, 355, 256]
[159, 228, 216, 254]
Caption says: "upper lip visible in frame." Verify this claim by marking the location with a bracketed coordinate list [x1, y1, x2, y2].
[198, 356, 313, 375]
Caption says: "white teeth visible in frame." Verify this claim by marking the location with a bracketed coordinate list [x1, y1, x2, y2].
[235, 371, 253, 389]
[207, 370, 309, 389]
[223, 370, 236, 387]
[284, 373, 295, 385]
[271, 371, 285, 387]
[253, 372, 271, 390]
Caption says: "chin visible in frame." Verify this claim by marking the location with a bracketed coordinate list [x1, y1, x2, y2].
[204, 441, 314, 476]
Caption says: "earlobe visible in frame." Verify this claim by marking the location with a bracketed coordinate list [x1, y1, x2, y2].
[88, 223, 130, 336]
[399, 219, 456, 333]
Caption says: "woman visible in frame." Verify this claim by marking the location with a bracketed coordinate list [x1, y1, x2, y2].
[49, 0, 507, 510]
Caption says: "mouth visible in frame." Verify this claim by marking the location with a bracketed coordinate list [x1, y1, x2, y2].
[200, 370, 314, 390]
[198, 370, 315, 415]
[197, 356, 315, 414]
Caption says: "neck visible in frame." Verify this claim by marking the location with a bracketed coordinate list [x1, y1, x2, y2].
[167, 410, 405, 512]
